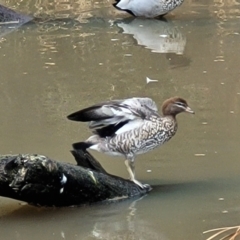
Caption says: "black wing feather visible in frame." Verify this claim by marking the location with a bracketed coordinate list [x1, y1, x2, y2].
[93, 120, 129, 138]
[67, 100, 125, 122]
[67, 105, 111, 122]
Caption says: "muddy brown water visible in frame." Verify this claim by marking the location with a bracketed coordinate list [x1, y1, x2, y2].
[0, 0, 240, 239]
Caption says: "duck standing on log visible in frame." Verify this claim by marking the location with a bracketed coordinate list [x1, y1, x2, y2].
[113, 0, 185, 18]
[67, 97, 194, 188]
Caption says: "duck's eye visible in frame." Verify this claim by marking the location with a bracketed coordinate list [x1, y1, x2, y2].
[175, 102, 186, 108]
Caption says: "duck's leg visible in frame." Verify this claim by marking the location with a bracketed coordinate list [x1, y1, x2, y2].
[124, 158, 148, 189]
[124, 158, 135, 180]
[129, 158, 135, 178]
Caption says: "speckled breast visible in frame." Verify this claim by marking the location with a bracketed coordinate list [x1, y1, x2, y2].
[107, 116, 177, 156]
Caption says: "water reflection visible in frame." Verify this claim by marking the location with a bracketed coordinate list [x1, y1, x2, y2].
[212, 0, 240, 19]
[0, 197, 168, 240]
[85, 197, 167, 240]
[116, 18, 186, 54]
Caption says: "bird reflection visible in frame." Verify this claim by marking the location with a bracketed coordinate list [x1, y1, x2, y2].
[85, 196, 169, 240]
[116, 18, 186, 55]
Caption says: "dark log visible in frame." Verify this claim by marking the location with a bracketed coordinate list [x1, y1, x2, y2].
[0, 149, 151, 207]
[0, 4, 33, 24]
[0, 4, 34, 38]
[0, 3, 110, 39]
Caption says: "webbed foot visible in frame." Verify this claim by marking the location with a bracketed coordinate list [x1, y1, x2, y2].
[132, 179, 151, 190]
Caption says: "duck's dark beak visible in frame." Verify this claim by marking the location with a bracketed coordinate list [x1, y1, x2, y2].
[185, 106, 195, 114]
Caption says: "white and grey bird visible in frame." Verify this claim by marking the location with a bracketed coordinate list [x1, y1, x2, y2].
[113, 0, 185, 18]
[67, 97, 194, 188]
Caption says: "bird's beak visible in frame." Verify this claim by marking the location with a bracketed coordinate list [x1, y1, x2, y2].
[185, 106, 195, 114]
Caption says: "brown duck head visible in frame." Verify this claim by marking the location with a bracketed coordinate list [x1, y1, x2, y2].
[162, 97, 194, 117]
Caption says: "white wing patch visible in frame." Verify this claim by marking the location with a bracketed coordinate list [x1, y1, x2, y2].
[101, 105, 113, 115]
[116, 119, 144, 135]
[89, 105, 139, 129]
[111, 106, 137, 120]
[87, 97, 158, 134]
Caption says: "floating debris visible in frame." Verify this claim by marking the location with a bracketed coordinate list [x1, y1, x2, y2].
[111, 39, 119, 41]
[146, 77, 159, 84]
[214, 59, 225, 62]
[214, 56, 225, 62]
[222, 210, 228, 214]
[124, 53, 132, 57]
[147, 170, 152, 173]
[203, 70, 207, 73]
[218, 198, 224, 201]
[61, 231, 65, 239]
[202, 122, 208, 125]
[194, 154, 206, 157]
[45, 62, 56, 66]
[230, 111, 234, 114]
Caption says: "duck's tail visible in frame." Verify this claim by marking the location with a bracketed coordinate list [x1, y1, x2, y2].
[113, 0, 135, 16]
[72, 142, 93, 151]
[113, 0, 128, 9]
[72, 135, 103, 151]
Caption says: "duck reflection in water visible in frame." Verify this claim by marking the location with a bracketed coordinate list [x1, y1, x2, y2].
[87, 196, 170, 240]
[116, 18, 186, 54]
[116, 18, 191, 68]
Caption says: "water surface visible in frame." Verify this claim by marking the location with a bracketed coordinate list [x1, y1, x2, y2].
[0, 0, 240, 239]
